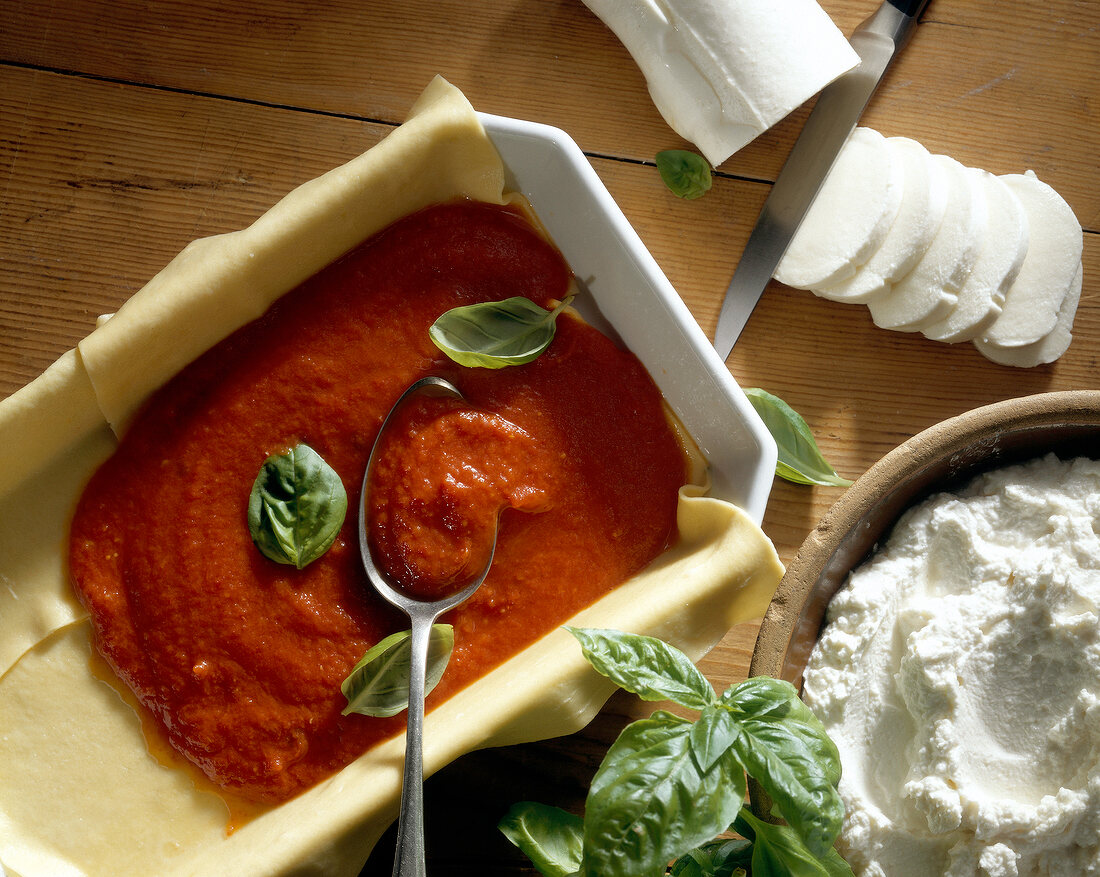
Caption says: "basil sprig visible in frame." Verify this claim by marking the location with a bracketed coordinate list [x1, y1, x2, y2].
[656, 150, 712, 200]
[429, 295, 574, 369]
[499, 628, 851, 877]
[744, 388, 853, 488]
[247, 443, 347, 568]
[341, 624, 454, 717]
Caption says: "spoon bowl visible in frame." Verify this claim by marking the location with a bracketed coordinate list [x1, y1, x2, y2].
[358, 375, 499, 877]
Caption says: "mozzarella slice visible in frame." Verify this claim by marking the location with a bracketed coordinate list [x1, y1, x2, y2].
[867, 154, 986, 331]
[775, 127, 904, 290]
[979, 171, 1083, 347]
[974, 262, 1082, 367]
[816, 136, 948, 304]
[921, 169, 1030, 343]
[582, 0, 859, 166]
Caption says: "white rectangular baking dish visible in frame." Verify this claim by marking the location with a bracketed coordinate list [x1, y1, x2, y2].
[480, 113, 777, 523]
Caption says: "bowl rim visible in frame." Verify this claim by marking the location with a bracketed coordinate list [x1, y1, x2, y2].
[750, 389, 1100, 685]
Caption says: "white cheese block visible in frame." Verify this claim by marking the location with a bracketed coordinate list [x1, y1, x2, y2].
[921, 169, 1029, 343]
[582, 0, 859, 166]
[816, 136, 949, 304]
[775, 127, 904, 290]
[980, 170, 1083, 347]
[867, 154, 986, 331]
[974, 262, 1082, 367]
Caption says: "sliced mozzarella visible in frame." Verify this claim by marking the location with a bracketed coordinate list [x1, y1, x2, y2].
[816, 136, 948, 304]
[582, 0, 859, 167]
[980, 170, 1083, 347]
[867, 154, 986, 331]
[921, 169, 1029, 343]
[775, 127, 903, 290]
[974, 262, 1082, 367]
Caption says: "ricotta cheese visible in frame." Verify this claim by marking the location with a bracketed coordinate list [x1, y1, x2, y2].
[803, 454, 1100, 877]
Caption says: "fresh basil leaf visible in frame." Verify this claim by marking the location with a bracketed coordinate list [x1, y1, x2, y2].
[567, 628, 716, 711]
[429, 295, 574, 369]
[720, 676, 805, 719]
[498, 802, 584, 877]
[656, 150, 713, 200]
[813, 844, 857, 877]
[735, 809, 854, 877]
[669, 839, 752, 877]
[247, 442, 348, 568]
[689, 704, 742, 773]
[743, 388, 853, 488]
[581, 711, 746, 877]
[721, 678, 842, 789]
[340, 624, 454, 718]
[722, 678, 843, 858]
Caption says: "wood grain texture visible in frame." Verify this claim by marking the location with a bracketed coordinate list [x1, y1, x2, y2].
[0, 0, 1097, 873]
[2, 2, 1096, 196]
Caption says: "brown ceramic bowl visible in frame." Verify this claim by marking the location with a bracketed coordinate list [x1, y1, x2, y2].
[749, 390, 1100, 689]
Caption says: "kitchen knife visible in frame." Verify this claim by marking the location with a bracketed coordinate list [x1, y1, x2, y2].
[712, 0, 932, 360]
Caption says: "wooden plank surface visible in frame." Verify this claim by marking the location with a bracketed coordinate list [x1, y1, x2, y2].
[1, 0, 1097, 873]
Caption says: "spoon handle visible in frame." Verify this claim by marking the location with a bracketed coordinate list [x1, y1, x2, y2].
[391, 614, 432, 877]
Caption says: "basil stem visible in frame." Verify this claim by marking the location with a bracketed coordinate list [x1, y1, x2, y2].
[743, 388, 853, 487]
[429, 295, 574, 369]
[341, 624, 454, 718]
[655, 150, 712, 200]
[247, 443, 347, 569]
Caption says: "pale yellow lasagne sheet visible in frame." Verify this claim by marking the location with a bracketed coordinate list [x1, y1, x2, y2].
[0, 77, 783, 877]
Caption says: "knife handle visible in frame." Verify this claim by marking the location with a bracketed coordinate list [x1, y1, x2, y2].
[859, 0, 931, 47]
[887, 0, 931, 19]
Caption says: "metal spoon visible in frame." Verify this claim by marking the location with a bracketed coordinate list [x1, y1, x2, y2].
[358, 375, 499, 877]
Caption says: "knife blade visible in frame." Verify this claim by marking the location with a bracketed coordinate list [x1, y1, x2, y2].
[712, 0, 932, 360]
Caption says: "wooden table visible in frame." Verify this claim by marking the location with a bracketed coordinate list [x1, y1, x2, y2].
[1, 1, 1096, 873]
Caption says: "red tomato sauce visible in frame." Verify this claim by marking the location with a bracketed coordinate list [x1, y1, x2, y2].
[367, 393, 554, 597]
[69, 200, 688, 804]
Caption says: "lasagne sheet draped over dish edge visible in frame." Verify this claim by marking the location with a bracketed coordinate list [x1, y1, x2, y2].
[0, 77, 783, 877]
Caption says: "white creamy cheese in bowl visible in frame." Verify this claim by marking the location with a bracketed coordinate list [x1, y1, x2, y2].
[805, 454, 1100, 875]
[749, 391, 1100, 876]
